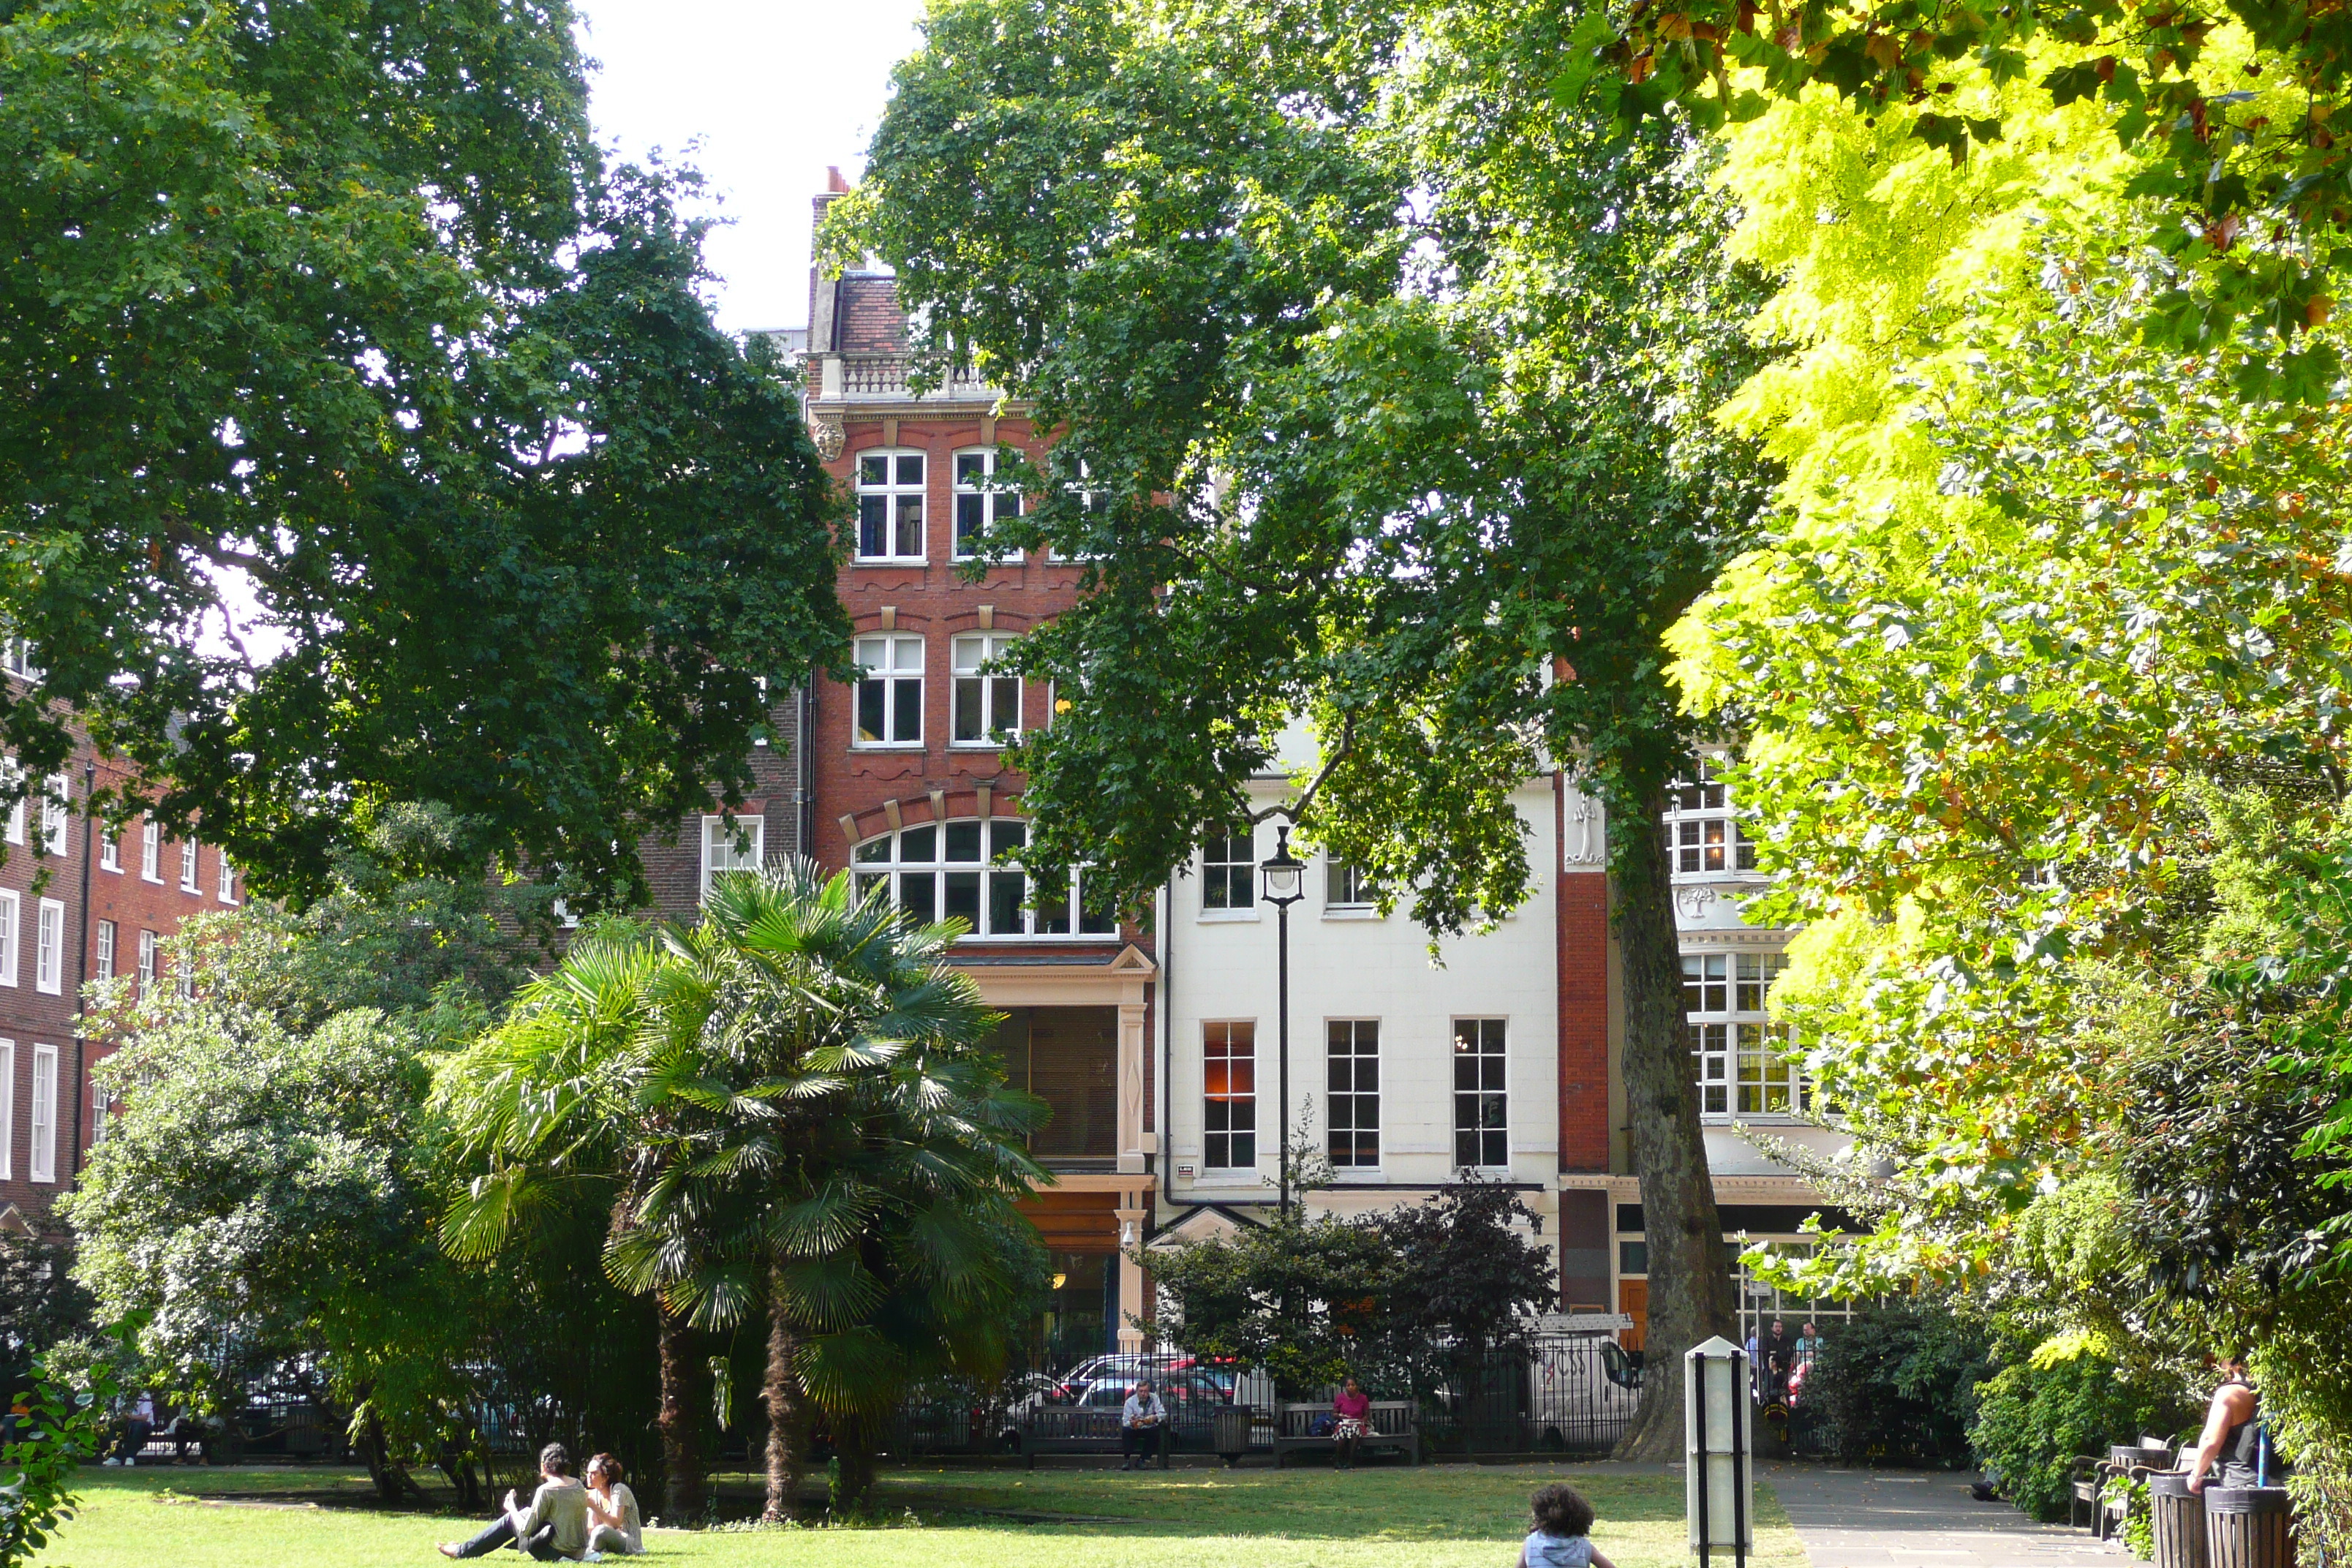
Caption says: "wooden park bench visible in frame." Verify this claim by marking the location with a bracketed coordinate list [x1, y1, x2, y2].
[1269, 1401, 1419, 1468]
[2072, 1439, 2179, 1537]
[1015, 1406, 1172, 1470]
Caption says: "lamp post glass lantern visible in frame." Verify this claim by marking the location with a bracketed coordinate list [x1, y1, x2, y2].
[1261, 823, 1305, 1216]
[1686, 1335, 1754, 1567]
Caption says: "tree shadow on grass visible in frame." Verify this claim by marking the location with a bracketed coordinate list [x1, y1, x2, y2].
[876, 1466, 1696, 1540]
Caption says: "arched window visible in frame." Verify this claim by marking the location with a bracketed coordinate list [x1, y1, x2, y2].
[852, 819, 1115, 939]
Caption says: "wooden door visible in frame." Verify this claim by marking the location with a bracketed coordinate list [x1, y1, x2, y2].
[1618, 1278, 1649, 1352]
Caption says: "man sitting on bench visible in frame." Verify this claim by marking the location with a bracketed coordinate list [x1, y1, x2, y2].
[1120, 1379, 1166, 1471]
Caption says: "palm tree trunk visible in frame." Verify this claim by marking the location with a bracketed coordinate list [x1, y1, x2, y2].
[833, 1413, 878, 1516]
[656, 1308, 709, 1522]
[1612, 787, 1738, 1461]
[762, 1258, 810, 1522]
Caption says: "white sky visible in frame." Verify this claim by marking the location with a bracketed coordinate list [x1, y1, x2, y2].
[576, 0, 930, 333]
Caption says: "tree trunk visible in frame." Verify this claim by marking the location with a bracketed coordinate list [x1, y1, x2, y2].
[355, 1406, 424, 1504]
[437, 1440, 485, 1512]
[831, 1413, 878, 1517]
[655, 1308, 709, 1523]
[762, 1259, 811, 1523]
[1611, 791, 1738, 1460]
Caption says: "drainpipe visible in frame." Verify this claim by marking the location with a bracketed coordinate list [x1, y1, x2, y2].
[795, 682, 816, 859]
[67, 755, 94, 1183]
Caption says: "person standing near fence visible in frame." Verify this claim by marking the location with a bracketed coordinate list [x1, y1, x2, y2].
[1120, 1379, 1166, 1471]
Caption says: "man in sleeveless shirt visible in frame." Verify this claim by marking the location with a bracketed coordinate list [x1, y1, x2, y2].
[2185, 1354, 2264, 1492]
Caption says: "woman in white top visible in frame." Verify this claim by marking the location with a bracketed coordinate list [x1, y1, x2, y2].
[584, 1452, 644, 1556]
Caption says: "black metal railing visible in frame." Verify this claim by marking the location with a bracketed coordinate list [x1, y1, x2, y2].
[878, 1334, 1643, 1460]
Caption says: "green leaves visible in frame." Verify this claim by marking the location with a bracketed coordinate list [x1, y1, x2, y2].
[857, 0, 1775, 930]
[0, 0, 848, 905]
[439, 859, 1050, 1422]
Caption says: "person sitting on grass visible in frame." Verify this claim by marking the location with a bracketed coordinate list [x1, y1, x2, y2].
[1520, 1482, 1617, 1568]
[584, 1452, 643, 1556]
[1120, 1379, 1166, 1471]
[1331, 1376, 1372, 1470]
[439, 1441, 590, 1560]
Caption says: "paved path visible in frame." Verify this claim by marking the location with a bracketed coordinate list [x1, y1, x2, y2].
[1765, 1463, 2123, 1568]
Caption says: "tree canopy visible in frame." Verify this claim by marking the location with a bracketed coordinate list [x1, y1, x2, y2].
[1665, 59, 2352, 1549]
[1551, 0, 2352, 389]
[0, 0, 848, 904]
[845, 0, 1777, 1456]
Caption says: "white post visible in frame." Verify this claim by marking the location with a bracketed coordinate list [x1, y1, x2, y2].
[1686, 1335, 1753, 1565]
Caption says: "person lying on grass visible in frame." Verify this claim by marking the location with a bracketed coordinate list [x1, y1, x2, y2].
[440, 1441, 590, 1560]
[1520, 1482, 1616, 1568]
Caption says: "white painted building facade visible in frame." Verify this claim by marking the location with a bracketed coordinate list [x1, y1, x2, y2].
[1153, 772, 1564, 1263]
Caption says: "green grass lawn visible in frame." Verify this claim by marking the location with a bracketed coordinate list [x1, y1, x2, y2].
[31, 1460, 1810, 1568]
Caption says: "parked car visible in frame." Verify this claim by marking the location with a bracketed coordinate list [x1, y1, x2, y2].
[1071, 1370, 1233, 1411]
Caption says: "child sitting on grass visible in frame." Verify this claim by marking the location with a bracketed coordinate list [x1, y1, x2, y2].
[1520, 1482, 1617, 1568]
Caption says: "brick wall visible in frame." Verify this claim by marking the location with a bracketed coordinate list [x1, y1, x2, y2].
[1556, 853, 1612, 1174]
[633, 697, 805, 927]
[0, 717, 233, 1228]
[0, 704, 83, 1228]
[834, 276, 905, 355]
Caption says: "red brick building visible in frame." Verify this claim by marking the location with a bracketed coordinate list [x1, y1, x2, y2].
[0, 668, 88, 1231]
[0, 669, 235, 1232]
[637, 174, 1158, 1353]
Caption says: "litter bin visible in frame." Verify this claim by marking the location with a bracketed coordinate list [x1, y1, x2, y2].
[1211, 1405, 1254, 1468]
[2204, 1487, 2292, 1568]
[2149, 1473, 2206, 1568]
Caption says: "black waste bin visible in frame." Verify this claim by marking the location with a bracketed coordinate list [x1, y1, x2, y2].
[1211, 1405, 1254, 1468]
[2204, 1486, 2292, 1568]
[2149, 1473, 2206, 1568]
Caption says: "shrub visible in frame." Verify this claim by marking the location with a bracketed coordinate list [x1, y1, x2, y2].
[1806, 1305, 1989, 1466]
[1969, 1336, 2190, 1523]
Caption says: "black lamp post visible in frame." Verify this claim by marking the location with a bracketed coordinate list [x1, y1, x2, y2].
[1259, 822, 1305, 1218]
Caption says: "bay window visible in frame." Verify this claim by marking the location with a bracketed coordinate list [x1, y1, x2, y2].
[1685, 950, 1806, 1116]
[852, 820, 1114, 938]
[1665, 756, 1757, 876]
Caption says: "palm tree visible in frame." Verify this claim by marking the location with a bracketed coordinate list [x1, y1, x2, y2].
[656, 863, 1049, 1518]
[434, 927, 734, 1521]
[439, 861, 1049, 1522]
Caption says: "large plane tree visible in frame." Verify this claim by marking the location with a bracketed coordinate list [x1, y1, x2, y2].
[843, 0, 1777, 1455]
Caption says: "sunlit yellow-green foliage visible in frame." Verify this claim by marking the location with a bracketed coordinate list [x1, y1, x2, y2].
[1711, 66, 2127, 519]
[1670, 34, 2297, 712]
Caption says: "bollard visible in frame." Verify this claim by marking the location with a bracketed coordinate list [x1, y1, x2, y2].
[2203, 1486, 2293, 1568]
[2149, 1474, 2206, 1568]
[1685, 1336, 1754, 1567]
